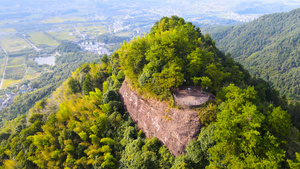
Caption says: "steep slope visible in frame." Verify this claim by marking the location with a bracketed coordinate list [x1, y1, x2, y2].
[209, 8, 300, 100]
[0, 60, 176, 169]
[119, 80, 201, 156]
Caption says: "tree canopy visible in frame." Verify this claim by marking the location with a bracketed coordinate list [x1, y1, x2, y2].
[208, 84, 291, 168]
[118, 16, 248, 101]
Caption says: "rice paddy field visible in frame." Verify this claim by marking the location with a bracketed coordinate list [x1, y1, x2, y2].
[0, 35, 32, 53]
[27, 32, 59, 47]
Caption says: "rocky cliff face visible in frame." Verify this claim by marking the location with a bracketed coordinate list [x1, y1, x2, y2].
[119, 81, 201, 156]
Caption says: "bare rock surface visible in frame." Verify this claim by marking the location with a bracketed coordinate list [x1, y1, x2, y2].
[173, 87, 215, 108]
[119, 81, 201, 156]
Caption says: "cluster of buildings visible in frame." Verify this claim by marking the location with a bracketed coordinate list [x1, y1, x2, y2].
[112, 20, 130, 33]
[0, 84, 36, 111]
[78, 41, 111, 55]
[226, 12, 259, 22]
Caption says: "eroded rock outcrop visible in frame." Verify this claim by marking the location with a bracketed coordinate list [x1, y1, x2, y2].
[119, 81, 201, 156]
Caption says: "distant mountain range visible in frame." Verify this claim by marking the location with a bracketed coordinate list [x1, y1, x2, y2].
[207, 8, 300, 100]
[1, 0, 300, 26]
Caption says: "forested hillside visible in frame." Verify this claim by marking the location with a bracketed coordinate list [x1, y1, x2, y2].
[0, 49, 102, 127]
[0, 16, 299, 169]
[208, 8, 300, 100]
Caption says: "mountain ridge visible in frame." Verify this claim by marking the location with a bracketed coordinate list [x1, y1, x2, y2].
[208, 8, 300, 100]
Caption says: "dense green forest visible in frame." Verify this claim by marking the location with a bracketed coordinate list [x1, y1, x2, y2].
[118, 16, 252, 102]
[0, 16, 300, 169]
[207, 8, 300, 101]
[55, 42, 82, 53]
[96, 34, 130, 44]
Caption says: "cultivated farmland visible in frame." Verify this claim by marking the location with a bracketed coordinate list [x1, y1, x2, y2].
[27, 32, 59, 47]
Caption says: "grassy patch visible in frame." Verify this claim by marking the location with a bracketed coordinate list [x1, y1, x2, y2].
[2, 79, 22, 88]
[25, 74, 40, 80]
[27, 32, 59, 46]
[7, 65, 23, 68]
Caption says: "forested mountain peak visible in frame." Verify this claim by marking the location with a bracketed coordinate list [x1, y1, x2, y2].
[117, 16, 252, 102]
[0, 16, 299, 169]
